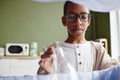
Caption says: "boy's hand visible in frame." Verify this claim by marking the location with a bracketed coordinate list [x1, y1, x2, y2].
[39, 47, 55, 74]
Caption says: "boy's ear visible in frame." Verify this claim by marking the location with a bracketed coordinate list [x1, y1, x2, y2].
[62, 16, 66, 26]
[88, 19, 91, 26]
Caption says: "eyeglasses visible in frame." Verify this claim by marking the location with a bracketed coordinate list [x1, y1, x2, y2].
[65, 13, 91, 22]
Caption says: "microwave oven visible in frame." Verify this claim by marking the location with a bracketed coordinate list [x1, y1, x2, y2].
[5, 43, 29, 56]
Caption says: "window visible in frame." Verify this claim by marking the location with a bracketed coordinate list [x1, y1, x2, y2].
[110, 10, 120, 61]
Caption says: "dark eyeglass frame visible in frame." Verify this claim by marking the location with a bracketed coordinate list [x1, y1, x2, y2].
[64, 13, 92, 22]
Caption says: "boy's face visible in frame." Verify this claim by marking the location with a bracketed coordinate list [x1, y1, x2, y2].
[62, 2, 91, 37]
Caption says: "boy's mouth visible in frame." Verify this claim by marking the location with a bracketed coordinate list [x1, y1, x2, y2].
[72, 28, 83, 32]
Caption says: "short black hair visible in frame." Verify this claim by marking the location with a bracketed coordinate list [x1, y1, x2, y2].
[63, 1, 90, 16]
[63, 1, 73, 16]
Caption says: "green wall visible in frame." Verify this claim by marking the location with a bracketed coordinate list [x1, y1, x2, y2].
[0, 0, 67, 55]
[0, 0, 111, 55]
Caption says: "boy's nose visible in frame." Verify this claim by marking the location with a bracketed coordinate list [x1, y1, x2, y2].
[75, 17, 82, 24]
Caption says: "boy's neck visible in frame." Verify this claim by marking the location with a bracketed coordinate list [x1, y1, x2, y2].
[65, 36, 87, 44]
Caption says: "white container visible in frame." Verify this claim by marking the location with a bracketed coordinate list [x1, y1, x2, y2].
[0, 48, 4, 56]
[30, 42, 38, 56]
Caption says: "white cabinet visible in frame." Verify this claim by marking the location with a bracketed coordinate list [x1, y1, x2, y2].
[0, 59, 10, 76]
[0, 57, 39, 76]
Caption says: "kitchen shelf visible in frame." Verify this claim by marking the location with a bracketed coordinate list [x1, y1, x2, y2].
[0, 56, 39, 59]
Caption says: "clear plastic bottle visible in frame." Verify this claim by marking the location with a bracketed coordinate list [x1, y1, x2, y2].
[53, 42, 78, 80]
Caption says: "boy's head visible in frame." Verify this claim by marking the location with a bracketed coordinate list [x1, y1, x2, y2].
[63, 1, 90, 16]
[62, 1, 91, 36]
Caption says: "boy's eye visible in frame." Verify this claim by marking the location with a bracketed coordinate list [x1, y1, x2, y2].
[68, 15, 76, 19]
[81, 15, 88, 20]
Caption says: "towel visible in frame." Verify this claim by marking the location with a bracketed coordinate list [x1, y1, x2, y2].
[33, 0, 120, 12]
[0, 64, 120, 80]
